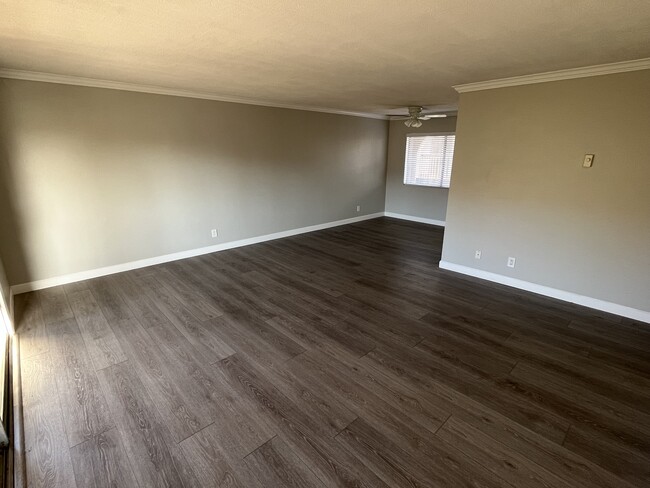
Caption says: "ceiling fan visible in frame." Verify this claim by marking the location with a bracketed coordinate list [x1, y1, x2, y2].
[390, 106, 449, 128]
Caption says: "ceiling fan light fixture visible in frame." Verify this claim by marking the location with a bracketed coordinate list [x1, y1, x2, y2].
[399, 106, 450, 127]
[403, 106, 430, 127]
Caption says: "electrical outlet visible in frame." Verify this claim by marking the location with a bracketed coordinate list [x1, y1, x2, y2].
[474, 250, 481, 260]
[211, 229, 218, 238]
[583, 154, 595, 168]
[356, 205, 361, 212]
[507, 257, 516, 268]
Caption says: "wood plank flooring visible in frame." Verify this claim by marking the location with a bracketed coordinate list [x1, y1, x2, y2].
[14, 217, 650, 488]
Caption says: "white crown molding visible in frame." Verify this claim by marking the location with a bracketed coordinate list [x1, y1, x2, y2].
[9, 212, 384, 297]
[0, 68, 387, 120]
[384, 212, 445, 227]
[439, 261, 650, 324]
[453, 58, 650, 93]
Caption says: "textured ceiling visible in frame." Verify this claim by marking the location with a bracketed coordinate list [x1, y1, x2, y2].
[1, 1, 650, 115]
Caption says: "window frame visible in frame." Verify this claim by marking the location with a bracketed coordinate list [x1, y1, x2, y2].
[403, 132, 456, 189]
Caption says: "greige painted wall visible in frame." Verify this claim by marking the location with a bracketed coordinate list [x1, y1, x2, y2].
[0, 256, 9, 322]
[0, 79, 388, 286]
[385, 117, 457, 221]
[442, 70, 650, 312]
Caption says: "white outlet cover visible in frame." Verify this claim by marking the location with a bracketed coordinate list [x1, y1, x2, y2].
[507, 257, 516, 268]
[211, 229, 218, 237]
[475, 250, 481, 259]
[583, 154, 594, 168]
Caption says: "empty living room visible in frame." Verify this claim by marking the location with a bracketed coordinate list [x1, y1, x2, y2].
[0, 1, 649, 487]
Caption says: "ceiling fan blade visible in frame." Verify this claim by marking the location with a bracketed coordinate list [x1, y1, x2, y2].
[384, 104, 458, 118]
[419, 103, 458, 115]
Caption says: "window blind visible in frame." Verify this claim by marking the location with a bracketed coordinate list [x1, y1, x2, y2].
[403, 134, 455, 188]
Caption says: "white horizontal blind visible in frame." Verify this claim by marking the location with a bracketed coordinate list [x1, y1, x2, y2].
[403, 134, 455, 188]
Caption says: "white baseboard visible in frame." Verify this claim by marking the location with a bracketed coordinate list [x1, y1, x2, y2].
[438, 261, 650, 324]
[9, 212, 384, 300]
[384, 212, 445, 227]
[14, 212, 645, 324]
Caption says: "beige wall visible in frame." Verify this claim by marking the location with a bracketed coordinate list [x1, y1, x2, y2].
[442, 70, 650, 312]
[0, 79, 388, 286]
[0, 256, 9, 325]
[0, 255, 7, 298]
[385, 117, 457, 222]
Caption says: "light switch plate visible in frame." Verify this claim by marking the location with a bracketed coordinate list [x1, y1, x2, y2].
[583, 154, 595, 168]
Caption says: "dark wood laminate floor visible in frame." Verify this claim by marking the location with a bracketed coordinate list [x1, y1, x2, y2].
[14, 217, 650, 488]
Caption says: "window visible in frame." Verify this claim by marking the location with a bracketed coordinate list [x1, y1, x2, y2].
[403, 133, 455, 188]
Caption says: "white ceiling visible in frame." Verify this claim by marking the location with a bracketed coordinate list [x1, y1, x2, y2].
[1, 1, 650, 115]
